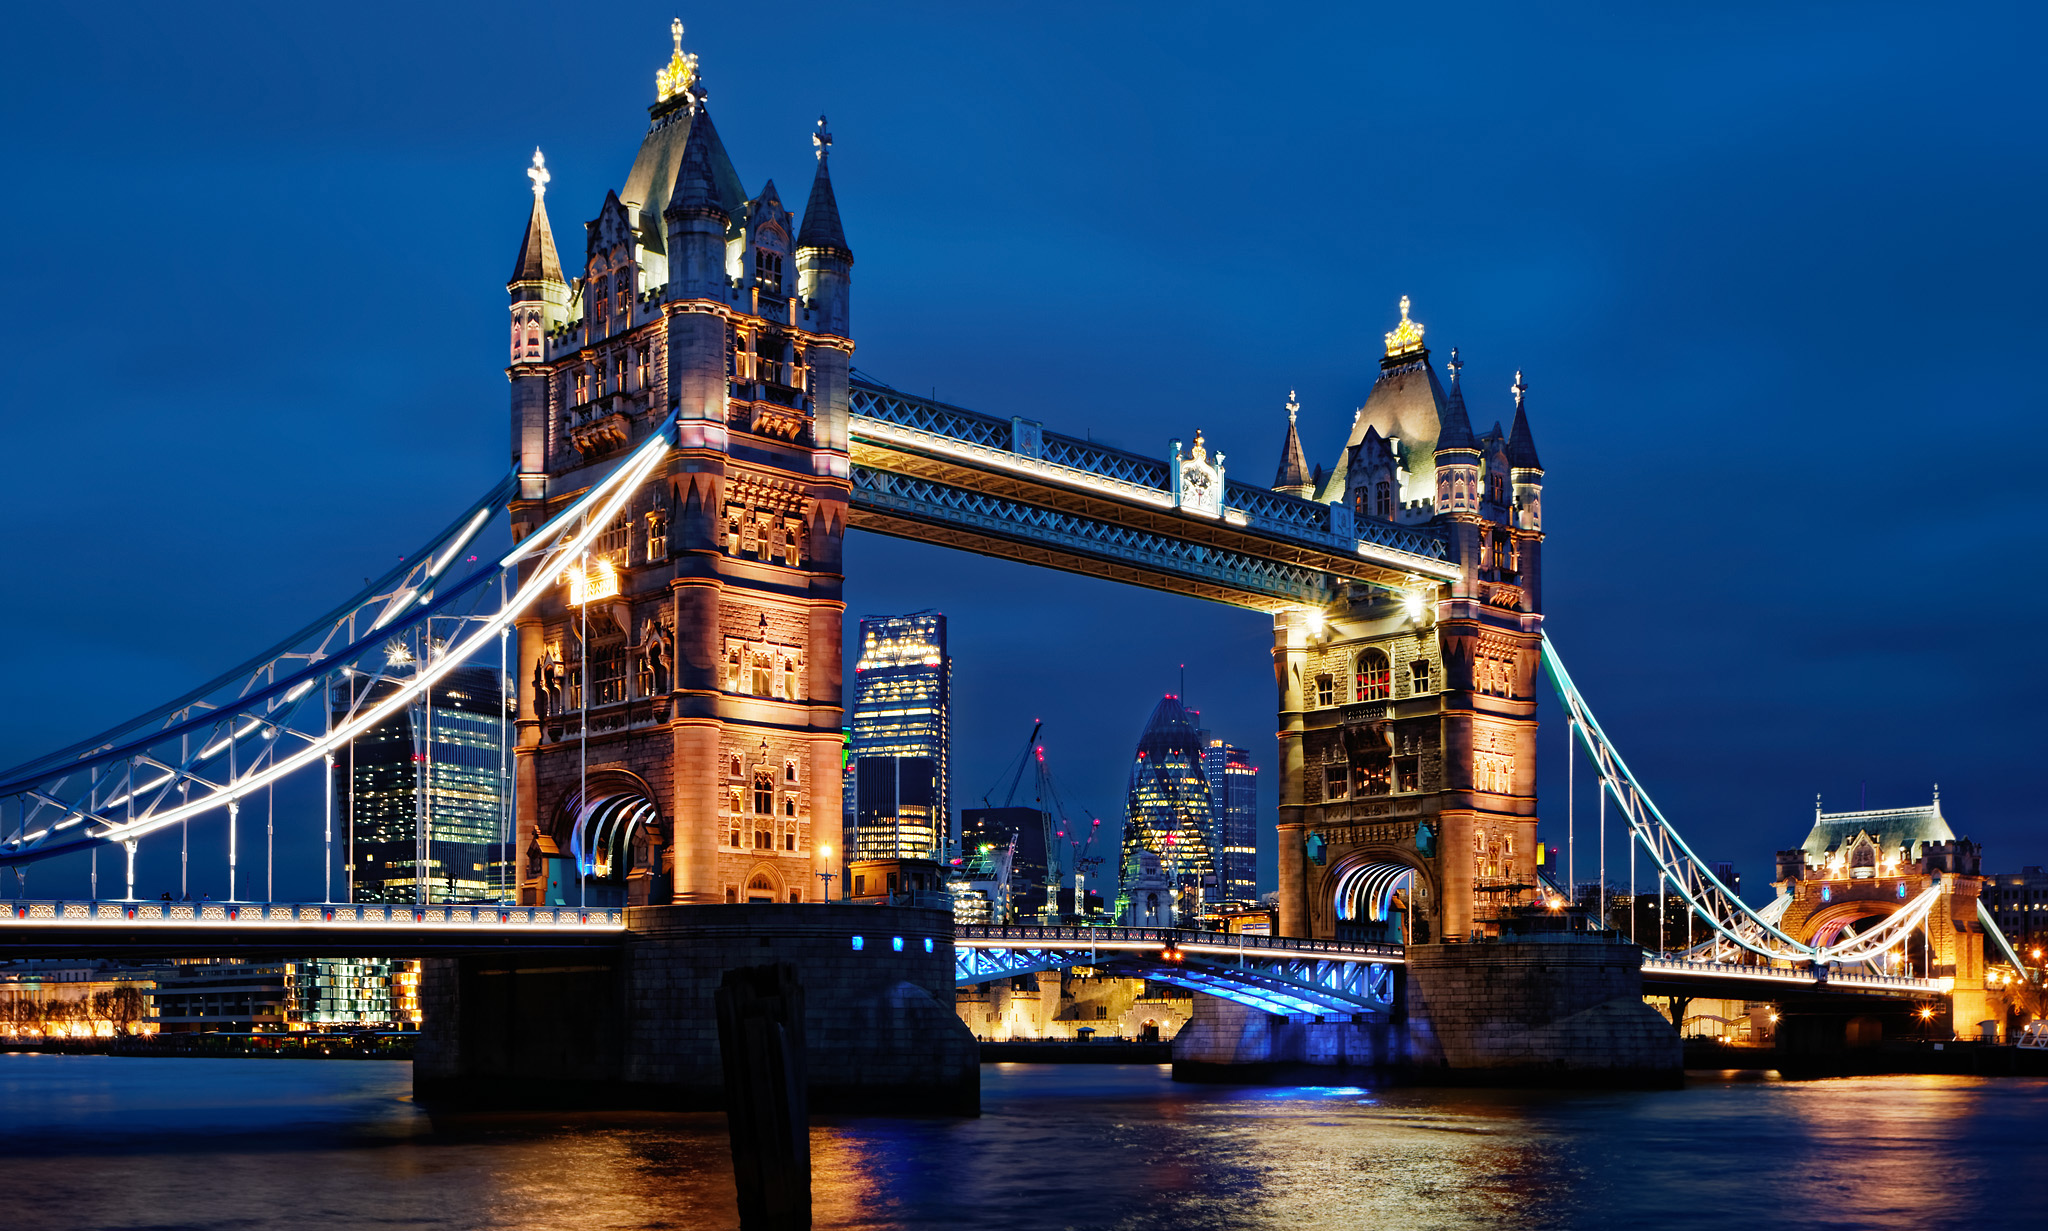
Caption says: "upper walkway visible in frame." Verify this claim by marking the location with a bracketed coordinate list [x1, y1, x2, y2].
[0, 899, 624, 958]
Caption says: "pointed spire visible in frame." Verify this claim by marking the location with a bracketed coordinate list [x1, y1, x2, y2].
[1507, 369, 1543, 470]
[510, 148, 564, 285]
[664, 106, 728, 221]
[1435, 347, 1478, 454]
[1272, 389, 1313, 496]
[797, 115, 851, 257]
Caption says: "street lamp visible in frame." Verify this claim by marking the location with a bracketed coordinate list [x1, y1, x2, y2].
[816, 844, 836, 901]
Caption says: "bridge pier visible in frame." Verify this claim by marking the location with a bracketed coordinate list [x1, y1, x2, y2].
[1172, 938, 1679, 1087]
[415, 904, 978, 1113]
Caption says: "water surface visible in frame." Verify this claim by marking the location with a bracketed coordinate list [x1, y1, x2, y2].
[0, 1054, 2041, 1229]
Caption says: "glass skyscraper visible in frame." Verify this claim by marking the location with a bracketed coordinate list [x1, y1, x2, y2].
[849, 612, 951, 861]
[1204, 739, 1260, 908]
[1117, 695, 1215, 925]
[333, 661, 510, 904]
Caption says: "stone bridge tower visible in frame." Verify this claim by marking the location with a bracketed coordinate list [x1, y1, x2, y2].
[1274, 301, 1545, 942]
[504, 25, 853, 907]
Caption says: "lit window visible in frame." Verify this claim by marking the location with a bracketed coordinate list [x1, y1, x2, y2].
[729, 755, 743, 778]
[783, 794, 797, 818]
[755, 247, 783, 289]
[1325, 765, 1347, 800]
[784, 760, 799, 783]
[1356, 650, 1391, 701]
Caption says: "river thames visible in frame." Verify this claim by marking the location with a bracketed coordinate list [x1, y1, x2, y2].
[1, 1054, 2042, 1229]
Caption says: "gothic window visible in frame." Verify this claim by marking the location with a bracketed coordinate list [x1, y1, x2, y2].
[1410, 658, 1432, 695]
[753, 770, 774, 815]
[783, 520, 802, 567]
[613, 352, 628, 395]
[729, 824, 741, 849]
[1325, 765, 1347, 800]
[1375, 480, 1392, 520]
[597, 513, 630, 560]
[591, 641, 627, 705]
[725, 646, 742, 691]
[784, 759, 799, 784]
[783, 830, 797, 851]
[525, 318, 541, 360]
[755, 826, 773, 850]
[1356, 761, 1390, 796]
[645, 512, 667, 562]
[574, 370, 590, 404]
[724, 505, 742, 553]
[750, 650, 772, 697]
[729, 755, 743, 779]
[1315, 674, 1334, 707]
[614, 270, 632, 317]
[636, 348, 650, 390]
[1356, 649, 1391, 702]
[782, 794, 797, 819]
[729, 788, 743, 815]
[1474, 831, 1484, 852]
[755, 247, 783, 289]
[772, 653, 788, 700]
[741, 516, 759, 555]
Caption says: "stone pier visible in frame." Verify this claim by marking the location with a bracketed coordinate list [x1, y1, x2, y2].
[416, 904, 978, 1113]
[1174, 937, 1680, 1087]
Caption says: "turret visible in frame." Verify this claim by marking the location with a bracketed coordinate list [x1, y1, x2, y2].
[664, 101, 731, 302]
[796, 116, 854, 458]
[1271, 391, 1314, 498]
[1433, 348, 1480, 516]
[508, 148, 569, 501]
[1506, 371, 1543, 531]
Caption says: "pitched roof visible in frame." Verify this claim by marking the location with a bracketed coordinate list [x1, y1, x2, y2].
[664, 103, 729, 221]
[622, 103, 746, 250]
[1800, 803, 1956, 861]
[509, 192, 565, 285]
[796, 147, 851, 256]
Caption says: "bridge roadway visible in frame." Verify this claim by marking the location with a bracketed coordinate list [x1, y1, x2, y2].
[0, 905, 1948, 1008]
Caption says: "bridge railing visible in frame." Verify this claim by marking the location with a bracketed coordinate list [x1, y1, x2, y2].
[1639, 954, 1944, 994]
[956, 923, 1404, 963]
[0, 900, 626, 929]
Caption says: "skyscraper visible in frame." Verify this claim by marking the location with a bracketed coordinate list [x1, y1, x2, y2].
[1118, 695, 1214, 925]
[1203, 739, 1259, 907]
[849, 612, 951, 861]
[334, 662, 509, 904]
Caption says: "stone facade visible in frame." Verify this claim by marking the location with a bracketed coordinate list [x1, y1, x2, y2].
[1275, 307, 1545, 945]
[504, 29, 854, 909]
[955, 969, 1193, 1042]
[415, 905, 977, 1112]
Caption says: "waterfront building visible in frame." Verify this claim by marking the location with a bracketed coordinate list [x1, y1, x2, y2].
[0, 960, 162, 1038]
[849, 612, 951, 861]
[1984, 866, 2048, 953]
[1203, 740, 1259, 909]
[333, 662, 510, 904]
[151, 957, 399, 1033]
[1117, 694, 1215, 925]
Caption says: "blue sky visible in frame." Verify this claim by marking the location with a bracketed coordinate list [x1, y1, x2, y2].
[1, 1, 2043, 901]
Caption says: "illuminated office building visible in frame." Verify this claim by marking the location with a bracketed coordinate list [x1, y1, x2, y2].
[333, 662, 510, 904]
[1117, 695, 1215, 924]
[1204, 740, 1259, 908]
[849, 612, 951, 861]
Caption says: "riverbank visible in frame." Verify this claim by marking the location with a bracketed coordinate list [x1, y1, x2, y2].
[2, 1034, 414, 1060]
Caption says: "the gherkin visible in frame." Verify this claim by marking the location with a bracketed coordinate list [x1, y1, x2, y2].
[1116, 695, 1215, 925]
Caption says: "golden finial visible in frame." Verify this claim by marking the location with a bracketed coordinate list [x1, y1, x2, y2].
[1512, 370, 1527, 407]
[1384, 294, 1426, 359]
[1190, 430, 1208, 463]
[655, 18, 700, 104]
[527, 148, 550, 199]
[1285, 390, 1299, 424]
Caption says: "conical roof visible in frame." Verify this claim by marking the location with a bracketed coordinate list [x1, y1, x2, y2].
[1435, 354, 1479, 456]
[621, 103, 746, 250]
[1272, 394, 1312, 494]
[509, 191, 565, 285]
[797, 135, 851, 256]
[1507, 393, 1543, 471]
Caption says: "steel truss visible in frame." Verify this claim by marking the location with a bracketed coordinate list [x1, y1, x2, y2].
[955, 924, 1402, 1016]
[1544, 633, 1944, 967]
[0, 416, 679, 870]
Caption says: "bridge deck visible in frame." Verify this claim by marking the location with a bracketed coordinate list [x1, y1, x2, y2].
[0, 900, 625, 958]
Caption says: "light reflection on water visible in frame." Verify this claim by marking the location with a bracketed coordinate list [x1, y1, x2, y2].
[0, 1054, 2043, 1230]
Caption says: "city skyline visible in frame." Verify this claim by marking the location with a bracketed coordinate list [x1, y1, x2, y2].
[2, 4, 2045, 907]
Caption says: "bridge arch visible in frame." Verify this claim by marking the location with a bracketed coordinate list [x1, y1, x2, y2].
[1320, 849, 1434, 945]
[1796, 897, 1930, 974]
[556, 771, 668, 906]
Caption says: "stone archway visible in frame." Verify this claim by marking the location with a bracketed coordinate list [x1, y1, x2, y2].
[1318, 849, 1435, 944]
[554, 770, 669, 907]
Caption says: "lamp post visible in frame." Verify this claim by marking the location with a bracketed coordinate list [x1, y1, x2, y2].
[816, 844, 837, 902]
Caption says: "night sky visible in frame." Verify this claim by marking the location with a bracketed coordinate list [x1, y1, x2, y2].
[2, 2, 2043, 902]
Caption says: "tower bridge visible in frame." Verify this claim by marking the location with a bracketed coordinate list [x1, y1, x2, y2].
[0, 22, 2026, 1096]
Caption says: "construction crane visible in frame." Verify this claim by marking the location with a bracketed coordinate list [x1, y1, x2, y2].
[982, 722, 1115, 921]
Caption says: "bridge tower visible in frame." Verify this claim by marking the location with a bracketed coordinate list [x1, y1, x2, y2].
[1274, 301, 1545, 943]
[505, 25, 853, 907]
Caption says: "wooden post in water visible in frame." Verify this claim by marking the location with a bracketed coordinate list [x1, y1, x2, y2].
[715, 962, 811, 1230]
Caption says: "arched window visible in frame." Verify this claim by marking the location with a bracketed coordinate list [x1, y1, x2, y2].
[784, 759, 799, 783]
[753, 770, 774, 815]
[614, 270, 632, 316]
[1356, 649, 1391, 701]
[746, 873, 776, 903]
[1491, 473, 1504, 505]
[751, 650, 772, 697]
[782, 794, 797, 818]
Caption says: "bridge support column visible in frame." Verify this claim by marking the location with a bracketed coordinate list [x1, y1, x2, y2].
[1274, 610, 1309, 938]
